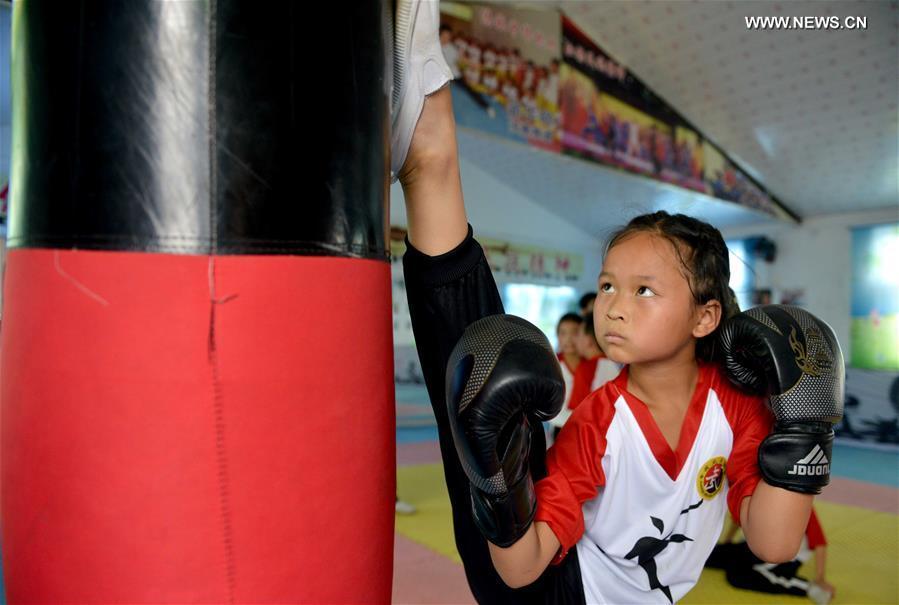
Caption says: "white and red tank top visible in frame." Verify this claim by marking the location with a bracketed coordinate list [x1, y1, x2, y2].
[535, 363, 773, 604]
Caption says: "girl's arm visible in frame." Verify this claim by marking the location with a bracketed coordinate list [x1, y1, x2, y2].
[739, 486, 812, 562]
[812, 545, 835, 596]
[487, 522, 561, 589]
[491, 398, 611, 588]
[719, 307, 843, 563]
[814, 544, 828, 582]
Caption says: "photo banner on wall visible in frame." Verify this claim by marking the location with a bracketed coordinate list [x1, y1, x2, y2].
[702, 143, 785, 218]
[559, 16, 706, 193]
[557, 15, 786, 218]
[439, 2, 562, 151]
[479, 235, 584, 284]
[390, 232, 583, 286]
[439, 3, 792, 220]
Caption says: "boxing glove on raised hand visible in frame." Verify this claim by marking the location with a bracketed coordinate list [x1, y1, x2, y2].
[446, 315, 565, 547]
[718, 305, 844, 494]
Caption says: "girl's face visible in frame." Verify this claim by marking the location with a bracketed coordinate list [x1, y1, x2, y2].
[557, 321, 580, 355]
[594, 232, 716, 366]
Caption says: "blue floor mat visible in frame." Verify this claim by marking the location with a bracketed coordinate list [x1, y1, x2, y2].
[831, 441, 899, 487]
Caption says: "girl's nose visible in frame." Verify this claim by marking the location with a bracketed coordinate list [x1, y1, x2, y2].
[604, 295, 626, 321]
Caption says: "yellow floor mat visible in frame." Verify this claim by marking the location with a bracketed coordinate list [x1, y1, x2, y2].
[397, 464, 899, 604]
[396, 463, 462, 564]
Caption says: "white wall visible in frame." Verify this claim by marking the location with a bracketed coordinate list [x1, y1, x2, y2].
[722, 206, 899, 362]
[390, 153, 604, 296]
[390, 156, 605, 382]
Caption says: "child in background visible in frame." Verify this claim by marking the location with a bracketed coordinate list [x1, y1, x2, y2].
[706, 507, 835, 605]
[567, 314, 619, 410]
[578, 291, 596, 317]
[549, 313, 583, 441]
[439, 25, 461, 80]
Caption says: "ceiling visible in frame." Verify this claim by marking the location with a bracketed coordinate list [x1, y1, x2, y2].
[556, 0, 898, 218]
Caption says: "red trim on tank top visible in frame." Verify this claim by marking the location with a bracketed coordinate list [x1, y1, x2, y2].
[611, 364, 712, 481]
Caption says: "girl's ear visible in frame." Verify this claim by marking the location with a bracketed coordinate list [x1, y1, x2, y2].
[693, 299, 722, 339]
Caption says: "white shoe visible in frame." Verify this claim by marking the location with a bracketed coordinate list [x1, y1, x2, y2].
[807, 582, 833, 605]
[390, 0, 454, 182]
[395, 498, 417, 515]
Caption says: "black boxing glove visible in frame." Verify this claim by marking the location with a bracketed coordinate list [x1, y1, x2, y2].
[718, 305, 844, 494]
[446, 315, 565, 547]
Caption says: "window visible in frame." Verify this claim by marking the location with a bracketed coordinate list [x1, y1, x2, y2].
[726, 239, 754, 312]
[500, 283, 579, 350]
[851, 223, 899, 370]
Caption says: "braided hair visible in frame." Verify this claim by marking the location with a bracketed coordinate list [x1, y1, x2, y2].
[604, 211, 738, 361]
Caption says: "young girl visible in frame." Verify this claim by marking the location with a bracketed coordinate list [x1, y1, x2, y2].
[396, 53, 838, 605]
[549, 313, 582, 441]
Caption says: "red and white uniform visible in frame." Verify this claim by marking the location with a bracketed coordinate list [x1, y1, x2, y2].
[569, 354, 620, 412]
[535, 363, 772, 604]
[549, 353, 578, 430]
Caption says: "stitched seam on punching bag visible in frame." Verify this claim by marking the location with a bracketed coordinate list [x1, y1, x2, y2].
[207, 2, 237, 603]
[208, 261, 236, 604]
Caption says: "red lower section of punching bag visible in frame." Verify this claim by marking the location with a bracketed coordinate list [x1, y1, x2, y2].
[0, 248, 395, 603]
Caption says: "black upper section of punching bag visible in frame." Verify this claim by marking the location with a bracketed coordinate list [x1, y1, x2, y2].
[9, 0, 390, 259]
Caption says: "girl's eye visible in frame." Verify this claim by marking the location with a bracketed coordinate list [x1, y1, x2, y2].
[600, 282, 615, 293]
[636, 286, 656, 297]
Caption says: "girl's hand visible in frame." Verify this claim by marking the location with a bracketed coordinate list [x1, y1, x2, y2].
[815, 577, 835, 597]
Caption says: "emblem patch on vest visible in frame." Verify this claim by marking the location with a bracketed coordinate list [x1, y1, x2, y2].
[697, 456, 727, 499]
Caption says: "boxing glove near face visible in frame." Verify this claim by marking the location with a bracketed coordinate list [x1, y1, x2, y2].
[718, 305, 844, 494]
[446, 314, 565, 547]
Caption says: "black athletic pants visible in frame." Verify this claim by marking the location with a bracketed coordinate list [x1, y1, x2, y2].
[706, 542, 810, 597]
[403, 226, 586, 605]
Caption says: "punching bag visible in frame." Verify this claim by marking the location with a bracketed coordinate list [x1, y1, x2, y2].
[1, 1, 394, 602]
